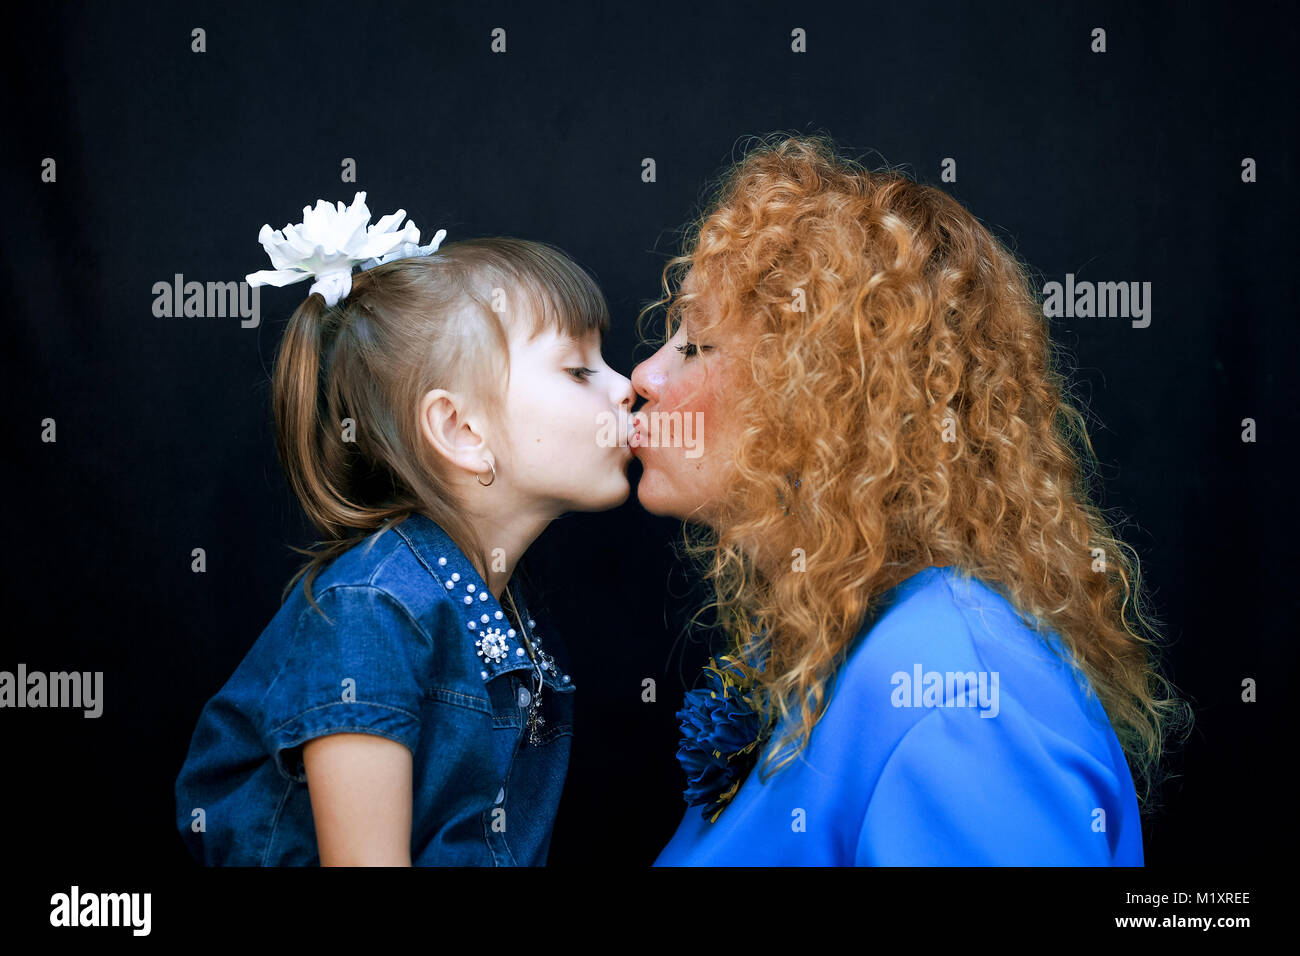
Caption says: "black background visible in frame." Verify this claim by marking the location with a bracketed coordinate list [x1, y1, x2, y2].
[4, 0, 1294, 873]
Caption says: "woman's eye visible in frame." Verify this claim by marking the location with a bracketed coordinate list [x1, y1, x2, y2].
[675, 341, 711, 359]
[567, 367, 596, 382]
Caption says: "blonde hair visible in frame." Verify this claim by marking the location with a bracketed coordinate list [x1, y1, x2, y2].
[272, 237, 609, 614]
[639, 133, 1192, 810]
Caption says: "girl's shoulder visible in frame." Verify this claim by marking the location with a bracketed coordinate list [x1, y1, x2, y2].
[275, 513, 568, 689]
[294, 514, 472, 630]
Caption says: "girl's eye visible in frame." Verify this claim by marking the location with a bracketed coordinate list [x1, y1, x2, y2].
[675, 341, 712, 360]
[567, 367, 596, 382]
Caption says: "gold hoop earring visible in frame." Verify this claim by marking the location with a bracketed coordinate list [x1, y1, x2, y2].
[477, 460, 497, 487]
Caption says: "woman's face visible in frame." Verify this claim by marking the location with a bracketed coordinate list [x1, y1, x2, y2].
[630, 271, 751, 524]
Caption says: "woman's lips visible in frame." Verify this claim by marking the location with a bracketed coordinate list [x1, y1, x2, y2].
[629, 411, 647, 452]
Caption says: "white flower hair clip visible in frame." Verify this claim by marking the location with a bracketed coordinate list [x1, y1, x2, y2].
[245, 191, 447, 308]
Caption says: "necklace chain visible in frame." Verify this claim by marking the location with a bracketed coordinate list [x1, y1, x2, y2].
[502, 582, 546, 745]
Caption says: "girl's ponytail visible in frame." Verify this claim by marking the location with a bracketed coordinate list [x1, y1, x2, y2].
[271, 290, 403, 612]
[274, 292, 334, 535]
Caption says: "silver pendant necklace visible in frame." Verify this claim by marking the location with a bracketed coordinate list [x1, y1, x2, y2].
[505, 585, 545, 745]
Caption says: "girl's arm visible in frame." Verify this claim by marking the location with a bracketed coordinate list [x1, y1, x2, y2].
[303, 733, 414, 866]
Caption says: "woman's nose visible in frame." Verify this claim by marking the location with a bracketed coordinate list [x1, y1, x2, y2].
[630, 357, 661, 404]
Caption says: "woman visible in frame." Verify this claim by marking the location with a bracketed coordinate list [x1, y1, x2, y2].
[628, 134, 1191, 865]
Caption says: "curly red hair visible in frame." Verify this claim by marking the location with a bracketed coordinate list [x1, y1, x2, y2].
[639, 133, 1191, 809]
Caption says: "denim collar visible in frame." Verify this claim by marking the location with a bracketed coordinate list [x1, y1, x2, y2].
[392, 512, 574, 689]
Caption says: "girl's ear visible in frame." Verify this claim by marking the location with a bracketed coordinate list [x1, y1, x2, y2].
[418, 388, 490, 476]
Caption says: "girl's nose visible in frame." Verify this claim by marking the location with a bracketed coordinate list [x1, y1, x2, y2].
[612, 370, 636, 409]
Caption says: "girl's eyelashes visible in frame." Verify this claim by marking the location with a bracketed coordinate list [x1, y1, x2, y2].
[566, 367, 596, 382]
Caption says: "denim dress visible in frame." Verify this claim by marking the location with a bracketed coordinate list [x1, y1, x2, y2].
[174, 512, 575, 865]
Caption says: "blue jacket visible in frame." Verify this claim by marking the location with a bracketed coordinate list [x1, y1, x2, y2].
[175, 512, 575, 865]
[655, 565, 1144, 865]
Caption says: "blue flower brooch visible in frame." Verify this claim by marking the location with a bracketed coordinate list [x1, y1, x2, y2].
[675, 654, 769, 823]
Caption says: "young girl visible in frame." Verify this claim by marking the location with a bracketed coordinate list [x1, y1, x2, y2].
[175, 193, 636, 865]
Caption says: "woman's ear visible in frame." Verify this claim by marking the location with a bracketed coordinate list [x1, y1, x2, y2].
[418, 388, 490, 475]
